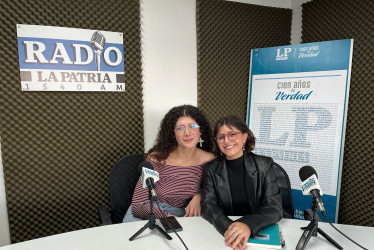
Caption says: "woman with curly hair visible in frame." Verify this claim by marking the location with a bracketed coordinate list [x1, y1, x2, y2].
[123, 105, 214, 222]
[202, 115, 283, 250]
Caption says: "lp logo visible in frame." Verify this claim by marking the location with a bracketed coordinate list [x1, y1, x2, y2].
[276, 48, 292, 60]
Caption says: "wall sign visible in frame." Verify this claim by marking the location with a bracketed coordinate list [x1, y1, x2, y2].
[247, 39, 353, 222]
[17, 24, 125, 92]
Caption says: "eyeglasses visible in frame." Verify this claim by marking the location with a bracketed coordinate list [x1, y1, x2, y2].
[215, 131, 242, 144]
[174, 123, 200, 135]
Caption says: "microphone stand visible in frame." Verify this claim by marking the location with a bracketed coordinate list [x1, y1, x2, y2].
[296, 199, 342, 250]
[129, 190, 172, 241]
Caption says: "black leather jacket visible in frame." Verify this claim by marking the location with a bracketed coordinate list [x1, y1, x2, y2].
[201, 152, 283, 236]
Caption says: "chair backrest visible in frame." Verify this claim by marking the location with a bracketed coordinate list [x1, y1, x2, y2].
[273, 162, 294, 219]
[109, 153, 144, 224]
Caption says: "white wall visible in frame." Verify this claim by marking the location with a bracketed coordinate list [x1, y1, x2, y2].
[291, 0, 311, 44]
[141, 0, 198, 151]
[0, 139, 11, 246]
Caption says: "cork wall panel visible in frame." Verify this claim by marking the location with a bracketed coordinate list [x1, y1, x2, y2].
[196, 0, 292, 126]
[302, 0, 374, 226]
[0, 0, 144, 243]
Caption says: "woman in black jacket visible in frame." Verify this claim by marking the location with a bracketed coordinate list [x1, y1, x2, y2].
[202, 115, 283, 250]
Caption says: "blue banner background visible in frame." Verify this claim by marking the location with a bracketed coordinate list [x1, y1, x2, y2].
[250, 39, 352, 75]
[248, 39, 353, 223]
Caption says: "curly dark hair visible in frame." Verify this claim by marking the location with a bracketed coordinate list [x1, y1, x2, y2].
[213, 115, 256, 157]
[147, 105, 213, 163]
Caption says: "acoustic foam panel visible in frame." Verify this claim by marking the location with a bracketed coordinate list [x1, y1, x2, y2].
[302, 0, 374, 227]
[0, 0, 144, 243]
[196, 0, 292, 126]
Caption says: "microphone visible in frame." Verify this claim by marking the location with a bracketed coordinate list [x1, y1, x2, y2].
[299, 165, 326, 217]
[90, 31, 106, 71]
[140, 161, 160, 201]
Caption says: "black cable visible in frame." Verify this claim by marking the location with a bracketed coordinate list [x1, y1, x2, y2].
[322, 213, 368, 250]
[155, 201, 189, 250]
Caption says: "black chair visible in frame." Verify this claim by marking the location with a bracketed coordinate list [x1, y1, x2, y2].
[273, 162, 294, 219]
[98, 153, 144, 225]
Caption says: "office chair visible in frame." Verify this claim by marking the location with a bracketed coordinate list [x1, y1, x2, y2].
[98, 153, 144, 225]
[273, 162, 295, 219]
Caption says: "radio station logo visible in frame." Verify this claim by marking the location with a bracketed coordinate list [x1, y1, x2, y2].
[301, 177, 315, 193]
[17, 24, 125, 92]
[144, 168, 159, 178]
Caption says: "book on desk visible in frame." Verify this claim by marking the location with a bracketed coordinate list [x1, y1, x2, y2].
[247, 224, 285, 249]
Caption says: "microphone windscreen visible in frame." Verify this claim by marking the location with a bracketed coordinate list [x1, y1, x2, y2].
[299, 165, 318, 181]
[138, 161, 154, 175]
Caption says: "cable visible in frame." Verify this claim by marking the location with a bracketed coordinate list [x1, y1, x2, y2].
[322, 214, 368, 250]
[155, 201, 189, 250]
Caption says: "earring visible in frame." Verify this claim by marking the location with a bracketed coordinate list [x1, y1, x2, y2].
[198, 137, 204, 147]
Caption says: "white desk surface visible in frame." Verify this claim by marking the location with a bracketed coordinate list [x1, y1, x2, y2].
[1, 217, 373, 250]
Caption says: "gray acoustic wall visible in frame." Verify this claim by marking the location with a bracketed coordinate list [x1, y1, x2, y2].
[0, 0, 144, 243]
[302, 0, 374, 226]
[196, 0, 292, 125]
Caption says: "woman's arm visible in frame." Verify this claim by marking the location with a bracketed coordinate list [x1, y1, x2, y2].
[185, 193, 201, 217]
[201, 164, 233, 235]
[186, 151, 215, 217]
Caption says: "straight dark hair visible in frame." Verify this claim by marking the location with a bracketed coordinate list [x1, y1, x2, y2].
[213, 115, 255, 157]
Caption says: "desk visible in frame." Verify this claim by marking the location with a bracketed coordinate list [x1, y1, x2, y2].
[0, 217, 373, 250]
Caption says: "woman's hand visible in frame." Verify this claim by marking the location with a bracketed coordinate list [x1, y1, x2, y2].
[184, 193, 201, 217]
[224, 222, 251, 250]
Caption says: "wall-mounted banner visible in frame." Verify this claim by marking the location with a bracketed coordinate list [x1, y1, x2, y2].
[17, 24, 125, 92]
[247, 39, 353, 223]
